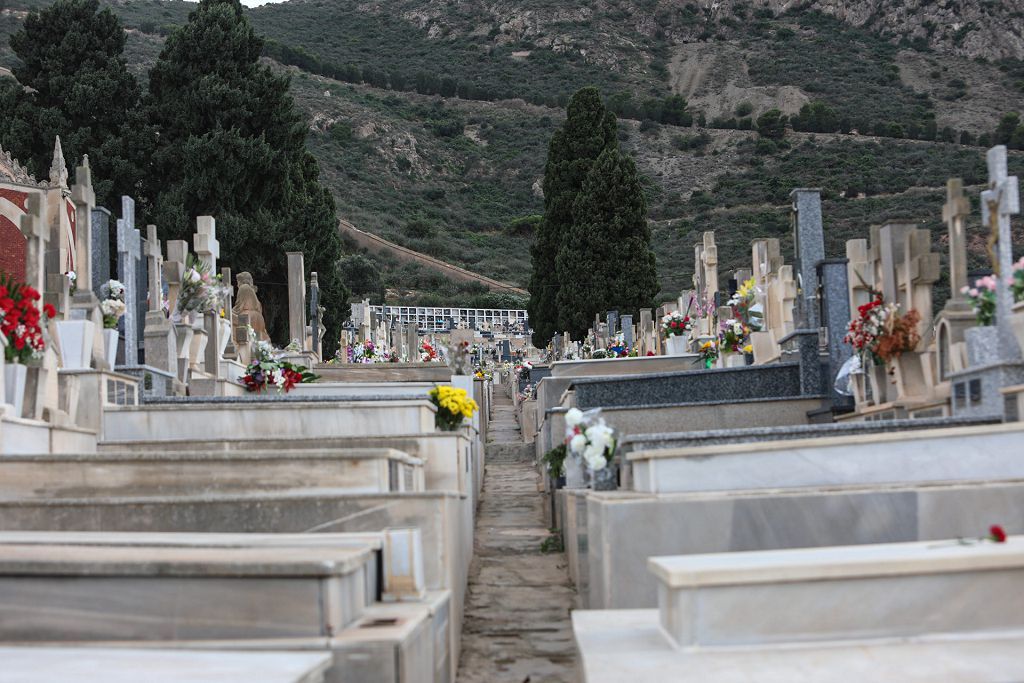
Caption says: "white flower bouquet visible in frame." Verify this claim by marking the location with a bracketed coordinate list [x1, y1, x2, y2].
[564, 407, 617, 472]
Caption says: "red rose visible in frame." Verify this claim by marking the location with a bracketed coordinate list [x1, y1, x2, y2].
[990, 525, 1007, 543]
[21, 286, 39, 300]
[43, 303, 56, 318]
[13, 336, 25, 350]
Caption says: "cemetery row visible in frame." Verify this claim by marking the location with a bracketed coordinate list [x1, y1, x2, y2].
[0, 139, 498, 683]
[515, 146, 1024, 680]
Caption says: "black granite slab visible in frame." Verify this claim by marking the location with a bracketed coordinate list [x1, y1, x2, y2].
[569, 363, 803, 409]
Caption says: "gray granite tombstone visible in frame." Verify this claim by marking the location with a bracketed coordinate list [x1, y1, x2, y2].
[115, 197, 141, 366]
[308, 271, 321, 358]
[791, 189, 825, 329]
[90, 207, 111, 300]
[621, 315, 634, 350]
[817, 258, 853, 411]
[606, 310, 619, 338]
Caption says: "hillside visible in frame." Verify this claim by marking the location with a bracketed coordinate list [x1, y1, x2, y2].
[2, 0, 1023, 306]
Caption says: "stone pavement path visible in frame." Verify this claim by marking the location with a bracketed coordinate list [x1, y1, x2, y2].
[456, 388, 578, 683]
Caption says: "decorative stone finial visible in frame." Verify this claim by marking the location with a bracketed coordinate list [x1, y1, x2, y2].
[0, 142, 41, 185]
[49, 135, 68, 188]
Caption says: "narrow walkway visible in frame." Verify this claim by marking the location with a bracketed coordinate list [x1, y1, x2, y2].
[456, 388, 578, 683]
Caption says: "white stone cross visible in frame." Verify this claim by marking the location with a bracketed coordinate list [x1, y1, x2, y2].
[18, 194, 47, 296]
[981, 145, 1021, 358]
[116, 196, 140, 366]
[942, 178, 971, 300]
[146, 225, 163, 314]
[193, 216, 219, 272]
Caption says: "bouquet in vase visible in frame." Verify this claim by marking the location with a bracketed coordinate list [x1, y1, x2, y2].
[564, 407, 617, 472]
[177, 255, 226, 317]
[241, 338, 319, 393]
[99, 279, 127, 329]
[0, 275, 55, 362]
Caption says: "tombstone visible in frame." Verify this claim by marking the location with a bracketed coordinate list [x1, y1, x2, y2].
[949, 146, 1024, 418]
[791, 189, 825, 329]
[621, 315, 635, 350]
[115, 197, 141, 366]
[693, 232, 719, 338]
[405, 322, 419, 362]
[639, 309, 654, 355]
[287, 252, 306, 349]
[68, 156, 106, 370]
[308, 272, 321, 359]
[935, 179, 978, 382]
[163, 240, 187, 318]
[193, 218, 222, 379]
[817, 258, 853, 410]
[42, 137, 74, 312]
[143, 226, 177, 379]
[606, 311, 619, 339]
[220, 267, 237, 361]
[89, 208, 111, 300]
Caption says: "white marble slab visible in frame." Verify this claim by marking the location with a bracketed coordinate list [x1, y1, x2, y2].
[629, 421, 1024, 494]
[650, 536, 1024, 647]
[0, 647, 332, 683]
[573, 609, 1024, 683]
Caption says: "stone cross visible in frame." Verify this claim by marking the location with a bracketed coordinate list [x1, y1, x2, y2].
[70, 155, 96, 293]
[309, 271, 321, 358]
[639, 309, 653, 355]
[145, 226, 163, 314]
[287, 252, 307, 349]
[221, 267, 236, 360]
[791, 189, 825, 329]
[19, 194, 47, 297]
[163, 240, 188, 317]
[405, 322, 419, 362]
[621, 315, 634, 349]
[193, 216, 219, 272]
[981, 145, 1022, 358]
[116, 196, 141, 366]
[942, 178, 971, 301]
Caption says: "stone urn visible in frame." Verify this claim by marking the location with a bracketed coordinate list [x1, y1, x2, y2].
[665, 334, 688, 357]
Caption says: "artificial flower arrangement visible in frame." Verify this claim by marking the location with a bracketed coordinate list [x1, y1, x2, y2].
[564, 407, 617, 472]
[719, 318, 753, 355]
[697, 339, 718, 369]
[0, 275, 55, 363]
[420, 341, 441, 363]
[346, 339, 392, 364]
[728, 278, 764, 331]
[99, 279, 127, 329]
[447, 340, 473, 375]
[962, 258, 1024, 326]
[518, 383, 536, 402]
[662, 311, 693, 337]
[65, 270, 77, 295]
[177, 255, 225, 316]
[429, 385, 479, 431]
[843, 292, 921, 366]
[241, 338, 319, 393]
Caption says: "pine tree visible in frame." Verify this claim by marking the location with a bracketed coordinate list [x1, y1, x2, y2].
[555, 147, 658, 339]
[527, 87, 617, 347]
[0, 0, 147, 208]
[145, 0, 347, 349]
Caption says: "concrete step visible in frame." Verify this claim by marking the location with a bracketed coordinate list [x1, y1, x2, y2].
[486, 443, 534, 464]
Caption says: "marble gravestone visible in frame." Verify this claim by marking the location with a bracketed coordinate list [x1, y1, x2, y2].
[116, 197, 141, 367]
[89, 207, 111, 300]
[790, 188, 825, 330]
[287, 252, 307, 349]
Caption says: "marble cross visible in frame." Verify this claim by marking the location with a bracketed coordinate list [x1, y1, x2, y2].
[309, 271, 321, 357]
[942, 178, 971, 300]
[145, 226, 163, 314]
[18, 194, 47, 296]
[116, 196, 140, 366]
[980, 145, 1021, 358]
[193, 216, 219, 272]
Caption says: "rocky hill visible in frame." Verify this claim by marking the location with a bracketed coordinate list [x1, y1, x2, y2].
[2, 0, 1023, 305]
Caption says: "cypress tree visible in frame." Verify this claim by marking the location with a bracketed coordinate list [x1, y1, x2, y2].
[145, 0, 347, 350]
[555, 147, 658, 339]
[527, 87, 617, 347]
[0, 0, 148, 209]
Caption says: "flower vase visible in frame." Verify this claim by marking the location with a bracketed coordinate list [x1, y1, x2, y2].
[102, 328, 119, 370]
[590, 464, 617, 491]
[724, 353, 746, 368]
[3, 362, 27, 418]
[868, 362, 889, 405]
[564, 454, 586, 489]
[218, 317, 232, 357]
[1010, 301, 1024, 356]
[189, 315, 208, 371]
[54, 319, 96, 370]
[665, 335, 688, 357]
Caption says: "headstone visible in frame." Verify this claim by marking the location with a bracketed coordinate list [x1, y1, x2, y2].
[89, 207, 111, 300]
[143, 226, 177, 379]
[309, 272, 321, 358]
[221, 267, 236, 361]
[606, 311, 619, 339]
[935, 179, 977, 381]
[791, 189, 825, 329]
[163, 240, 187, 317]
[115, 197, 141, 366]
[639, 309, 653, 355]
[405, 322, 419, 362]
[19, 194, 47, 304]
[817, 258, 853, 409]
[981, 146, 1021, 359]
[69, 156, 95, 294]
[287, 252, 307, 349]
[621, 315, 634, 350]
[194, 218, 221, 378]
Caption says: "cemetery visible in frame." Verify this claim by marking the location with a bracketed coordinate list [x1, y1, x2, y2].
[1, 125, 1023, 681]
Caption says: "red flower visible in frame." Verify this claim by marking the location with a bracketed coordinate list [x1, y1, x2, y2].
[43, 303, 56, 318]
[21, 286, 39, 300]
[990, 525, 1007, 543]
